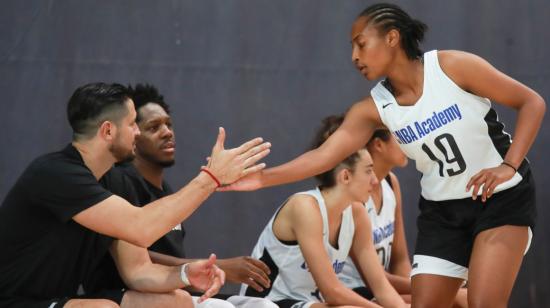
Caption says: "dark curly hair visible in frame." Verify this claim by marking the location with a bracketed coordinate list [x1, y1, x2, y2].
[128, 83, 170, 123]
[357, 3, 427, 60]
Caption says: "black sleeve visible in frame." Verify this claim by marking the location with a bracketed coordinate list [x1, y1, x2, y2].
[100, 167, 140, 205]
[28, 160, 113, 222]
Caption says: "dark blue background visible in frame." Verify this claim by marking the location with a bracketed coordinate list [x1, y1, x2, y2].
[1, 1, 548, 306]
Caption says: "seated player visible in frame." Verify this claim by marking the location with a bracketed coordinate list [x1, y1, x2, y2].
[241, 115, 407, 308]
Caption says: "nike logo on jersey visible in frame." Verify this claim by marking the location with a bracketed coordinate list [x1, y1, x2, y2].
[382, 103, 393, 109]
[412, 263, 418, 269]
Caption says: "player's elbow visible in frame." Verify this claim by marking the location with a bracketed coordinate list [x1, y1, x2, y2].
[526, 91, 546, 117]
[321, 285, 352, 306]
[536, 94, 546, 115]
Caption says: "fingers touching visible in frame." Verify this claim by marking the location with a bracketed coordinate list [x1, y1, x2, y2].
[466, 165, 516, 202]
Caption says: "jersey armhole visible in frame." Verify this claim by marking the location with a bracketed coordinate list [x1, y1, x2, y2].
[434, 50, 492, 106]
[385, 174, 393, 190]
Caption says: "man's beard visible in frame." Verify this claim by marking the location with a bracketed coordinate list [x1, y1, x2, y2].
[138, 148, 175, 168]
[157, 159, 175, 168]
[149, 154, 175, 168]
[109, 141, 135, 162]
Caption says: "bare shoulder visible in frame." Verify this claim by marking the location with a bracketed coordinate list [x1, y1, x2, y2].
[286, 193, 322, 219]
[350, 201, 368, 219]
[351, 95, 379, 115]
[438, 49, 484, 66]
[279, 193, 325, 237]
[350, 201, 372, 233]
[437, 50, 493, 88]
[388, 171, 400, 187]
[345, 95, 383, 127]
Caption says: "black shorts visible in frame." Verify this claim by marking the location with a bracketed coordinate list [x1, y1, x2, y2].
[0, 289, 125, 308]
[412, 171, 536, 280]
[353, 286, 374, 300]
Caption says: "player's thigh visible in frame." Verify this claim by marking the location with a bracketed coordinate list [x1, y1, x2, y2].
[64, 298, 119, 308]
[468, 225, 529, 308]
[120, 289, 193, 308]
[411, 274, 463, 308]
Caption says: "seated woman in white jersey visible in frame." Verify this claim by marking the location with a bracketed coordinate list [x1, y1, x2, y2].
[336, 121, 467, 307]
[240, 116, 407, 308]
[225, 3, 543, 307]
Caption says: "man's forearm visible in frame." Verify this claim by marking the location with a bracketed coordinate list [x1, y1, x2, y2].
[125, 263, 186, 293]
[134, 172, 217, 247]
[149, 250, 197, 266]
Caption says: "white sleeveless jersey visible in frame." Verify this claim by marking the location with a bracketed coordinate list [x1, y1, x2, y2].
[339, 179, 396, 288]
[240, 188, 355, 303]
[371, 50, 523, 201]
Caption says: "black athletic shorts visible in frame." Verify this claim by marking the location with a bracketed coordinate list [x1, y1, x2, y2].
[412, 171, 536, 280]
[353, 286, 374, 300]
[0, 289, 125, 308]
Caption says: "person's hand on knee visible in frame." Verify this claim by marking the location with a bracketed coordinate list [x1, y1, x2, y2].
[184, 253, 226, 303]
[216, 256, 271, 291]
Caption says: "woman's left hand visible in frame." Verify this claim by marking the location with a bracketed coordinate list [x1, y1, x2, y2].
[466, 164, 516, 202]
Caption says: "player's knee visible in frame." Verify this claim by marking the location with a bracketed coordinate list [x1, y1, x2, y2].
[95, 299, 120, 308]
[197, 298, 236, 308]
[259, 301, 279, 308]
[468, 296, 507, 308]
[411, 300, 442, 308]
[170, 289, 193, 308]
[255, 299, 279, 308]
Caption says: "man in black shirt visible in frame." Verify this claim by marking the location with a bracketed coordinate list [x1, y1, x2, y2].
[0, 82, 271, 308]
[94, 84, 277, 308]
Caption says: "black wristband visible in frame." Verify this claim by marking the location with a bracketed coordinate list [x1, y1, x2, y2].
[501, 161, 517, 173]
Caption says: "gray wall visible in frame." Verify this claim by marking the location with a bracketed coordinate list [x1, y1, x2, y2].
[1, 1, 548, 306]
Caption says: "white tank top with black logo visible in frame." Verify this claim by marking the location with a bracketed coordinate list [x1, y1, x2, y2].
[371, 50, 523, 201]
[240, 187, 355, 303]
[339, 178, 396, 288]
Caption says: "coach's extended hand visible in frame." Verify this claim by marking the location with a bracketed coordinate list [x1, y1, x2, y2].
[206, 127, 271, 185]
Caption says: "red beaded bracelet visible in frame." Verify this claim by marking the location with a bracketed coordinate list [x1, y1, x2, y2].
[200, 168, 221, 187]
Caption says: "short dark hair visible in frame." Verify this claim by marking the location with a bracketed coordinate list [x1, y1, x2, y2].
[358, 3, 427, 60]
[310, 114, 366, 189]
[128, 84, 170, 123]
[367, 128, 392, 146]
[67, 82, 131, 141]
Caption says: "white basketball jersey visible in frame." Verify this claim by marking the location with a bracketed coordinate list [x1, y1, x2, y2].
[371, 50, 523, 201]
[339, 179, 396, 288]
[240, 188, 355, 303]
